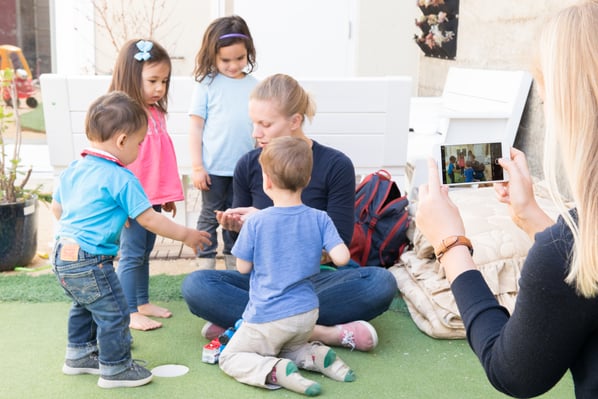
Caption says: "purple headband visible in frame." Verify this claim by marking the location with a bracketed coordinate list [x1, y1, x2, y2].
[219, 33, 249, 40]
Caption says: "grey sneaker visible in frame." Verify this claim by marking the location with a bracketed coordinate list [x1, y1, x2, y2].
[97, 360, 153, 389]
[62, 352, 100, 375]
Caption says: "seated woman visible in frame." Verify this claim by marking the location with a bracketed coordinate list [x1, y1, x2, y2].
[182, 74, 397, 352]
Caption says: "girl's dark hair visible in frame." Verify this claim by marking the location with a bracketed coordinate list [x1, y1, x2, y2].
[85, 91, 148, 142]
[193, 15, 257, 82]
[109, 39, 172, 114]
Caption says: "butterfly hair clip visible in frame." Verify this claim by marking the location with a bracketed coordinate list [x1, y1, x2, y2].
[134, 40, 153, 61]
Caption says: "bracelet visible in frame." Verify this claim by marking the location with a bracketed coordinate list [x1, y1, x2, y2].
[434, 235, 473, 262]
[192, 166, 204, 172]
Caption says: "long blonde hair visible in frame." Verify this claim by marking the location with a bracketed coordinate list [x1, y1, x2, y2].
[537, 0, 598, 297]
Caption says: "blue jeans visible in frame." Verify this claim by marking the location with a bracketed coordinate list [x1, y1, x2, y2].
[181, 261, 398, 328]
[117, 205, 160, 313]
[52, 239, 132, 376]
[196, 175, 235, 257]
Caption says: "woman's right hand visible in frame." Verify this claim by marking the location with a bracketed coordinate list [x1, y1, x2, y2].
[416, 158, 466, 247]
[216, 207, 258, 232]
[416, 158, 474, 284]
[494, 147, 554, 238]
[192, 169, 211, 191]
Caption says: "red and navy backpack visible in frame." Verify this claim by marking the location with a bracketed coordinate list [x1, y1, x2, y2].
[349, 170, 410, 268]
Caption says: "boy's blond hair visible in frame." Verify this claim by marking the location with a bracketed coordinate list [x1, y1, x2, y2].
[259, 137, 312, 192]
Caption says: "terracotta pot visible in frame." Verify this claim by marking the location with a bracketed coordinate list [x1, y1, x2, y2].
[0, 197, 38, 271]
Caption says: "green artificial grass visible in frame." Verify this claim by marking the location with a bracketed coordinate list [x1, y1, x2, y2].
[20, 103, 45, 132]
[0, 274, 575, 399]
[0, 273, 185, 302]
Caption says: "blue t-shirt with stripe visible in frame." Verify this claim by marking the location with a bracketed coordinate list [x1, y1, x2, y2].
[53, 154, 151, 255]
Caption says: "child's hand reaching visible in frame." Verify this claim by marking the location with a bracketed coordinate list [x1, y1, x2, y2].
[185, 229, 212, 254]
[162, 201, 177, 218]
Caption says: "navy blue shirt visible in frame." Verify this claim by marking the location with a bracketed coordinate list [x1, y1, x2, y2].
[233, 140, 355, 245]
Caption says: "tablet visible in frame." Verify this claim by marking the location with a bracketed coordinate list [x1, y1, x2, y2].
[436, 141, 509, 186]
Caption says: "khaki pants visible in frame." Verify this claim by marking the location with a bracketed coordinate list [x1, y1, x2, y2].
[219, 309, 319, 388]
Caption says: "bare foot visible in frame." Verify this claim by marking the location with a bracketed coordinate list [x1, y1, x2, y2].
[129, 312, 163, 331]
[138, 303, 172, 318]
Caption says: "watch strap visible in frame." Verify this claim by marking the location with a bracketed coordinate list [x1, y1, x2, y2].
[434, 235, 473, 262]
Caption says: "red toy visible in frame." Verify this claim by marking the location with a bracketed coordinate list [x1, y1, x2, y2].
[0, 44, 38, 108]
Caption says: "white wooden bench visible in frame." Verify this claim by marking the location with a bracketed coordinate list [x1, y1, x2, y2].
[407, 67, 533, 194]
[40, 74, 412, 226]
[408, 67, 532, 160]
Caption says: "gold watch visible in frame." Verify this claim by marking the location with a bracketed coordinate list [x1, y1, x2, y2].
[434, 235, 473, 262]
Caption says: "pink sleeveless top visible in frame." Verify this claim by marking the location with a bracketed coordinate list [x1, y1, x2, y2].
[127, 106, 184, 205]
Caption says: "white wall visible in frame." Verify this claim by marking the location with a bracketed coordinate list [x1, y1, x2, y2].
[92, 1, 214, 76]
[416, 0, 579, 178]
[49, 0, 419, 85]
[355, 0, 419, 93]
[51, 0, 95, 74]
[233, 0, 357, 79]
[51, 0, 215, 76]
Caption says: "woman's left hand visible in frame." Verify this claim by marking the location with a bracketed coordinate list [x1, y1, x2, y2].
[415, 158, 466, 247]
[216, 206, 257, 232]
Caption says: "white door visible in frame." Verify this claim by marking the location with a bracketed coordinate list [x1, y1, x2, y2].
[232, 0, 356, 78]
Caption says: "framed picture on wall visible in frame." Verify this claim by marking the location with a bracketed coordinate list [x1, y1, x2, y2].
[414, 0, 459, 60]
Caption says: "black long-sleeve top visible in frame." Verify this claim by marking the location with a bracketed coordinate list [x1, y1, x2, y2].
[452, 213, 598, 398]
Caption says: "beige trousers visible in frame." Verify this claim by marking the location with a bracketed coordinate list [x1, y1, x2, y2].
[218, 309, 319, 388]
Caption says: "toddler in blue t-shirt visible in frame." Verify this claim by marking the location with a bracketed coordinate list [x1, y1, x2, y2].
[218, 136, 355, 396]
[51, 92, 210, 389]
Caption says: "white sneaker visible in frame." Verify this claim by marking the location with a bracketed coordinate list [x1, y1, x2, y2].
[195, 257, 216, 270]
[223, 254, 237, 270]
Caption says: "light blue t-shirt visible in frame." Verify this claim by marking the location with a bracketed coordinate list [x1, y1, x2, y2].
[53, 155, 152, 255]
[232, 204, 344, 323]
[188, 73, 258, 176]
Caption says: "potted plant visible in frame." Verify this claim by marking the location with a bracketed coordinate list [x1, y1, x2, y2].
[0, 67, 49, 271]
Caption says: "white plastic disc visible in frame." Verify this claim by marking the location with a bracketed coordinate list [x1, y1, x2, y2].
[151, 364, 189, 377]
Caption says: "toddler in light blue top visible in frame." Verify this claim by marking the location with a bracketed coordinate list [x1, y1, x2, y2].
[51, 92, 210, 389]
[189, 15, 259, 269]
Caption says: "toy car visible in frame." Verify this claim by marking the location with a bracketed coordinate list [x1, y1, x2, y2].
[0, 44, 38, 108]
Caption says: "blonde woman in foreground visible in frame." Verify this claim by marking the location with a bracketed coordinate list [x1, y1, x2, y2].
[416, 1, 598, 398]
